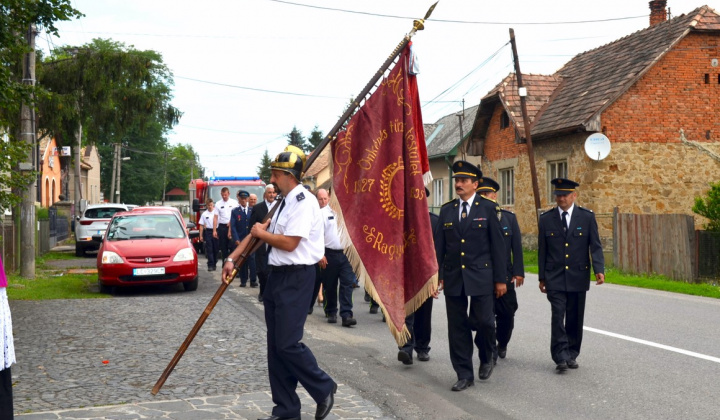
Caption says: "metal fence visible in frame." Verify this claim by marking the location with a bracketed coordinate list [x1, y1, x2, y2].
[696, 230, 720, 281]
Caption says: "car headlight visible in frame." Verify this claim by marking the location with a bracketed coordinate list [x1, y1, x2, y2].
[173, 247, 195, 262]
[101, 251, 124, 264]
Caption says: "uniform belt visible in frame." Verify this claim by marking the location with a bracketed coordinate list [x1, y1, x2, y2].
[269, 264, 311, 272]
[325, 248, 344, 254]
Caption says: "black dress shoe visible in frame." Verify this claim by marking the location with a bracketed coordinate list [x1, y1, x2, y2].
[556, 361, 568, 371]
[416, 351, 430, 362]
[369, 306, 379, 314]
[240, 283, 246, 287]
[498, 346, 507, 359]
[257, 415, 300, 420]
[341, 317, 357, 327]
[451, 378, 474, 391]
[250, 282, 258, 288]
[567, 359, 579, 369]
[397, 350, 413, 365]
[315, 383, 337, 419]
[257, 294, 263, 302]
[327, 314, 337, 324]
[478, 362, 494, 380]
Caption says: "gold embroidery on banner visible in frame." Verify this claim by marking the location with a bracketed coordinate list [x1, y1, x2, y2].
[357, 129, 388, 171]
[335, 123, 354, 194]
[362, 224, 417, 261]
[405, 127, 421, 176]
[380, 156, 404, 220]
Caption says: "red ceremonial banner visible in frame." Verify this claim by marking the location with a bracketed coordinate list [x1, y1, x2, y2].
[331, 45, 437, 345]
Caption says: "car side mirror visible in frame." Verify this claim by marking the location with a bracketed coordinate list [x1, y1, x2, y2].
[186, 221, 197, 230]
[91, 234, 103, 242]
[192, 198, 200, 212]
[188, 230, 200, 239]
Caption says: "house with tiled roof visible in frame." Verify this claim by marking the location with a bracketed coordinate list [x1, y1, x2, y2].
[38, 137, 63, 207]
[456, 2, 720, 248]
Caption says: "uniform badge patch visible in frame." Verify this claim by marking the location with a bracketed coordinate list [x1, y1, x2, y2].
[297, 192, 305, 201]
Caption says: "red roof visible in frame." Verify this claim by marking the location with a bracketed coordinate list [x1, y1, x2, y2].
[165, 187, 188, 196]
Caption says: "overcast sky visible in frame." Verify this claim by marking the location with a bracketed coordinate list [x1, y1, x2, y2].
[45, 0, 712, 178]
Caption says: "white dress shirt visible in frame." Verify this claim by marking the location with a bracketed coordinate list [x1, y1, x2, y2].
[268, 184, 324, 266]
[558, 203, 575, 229]
[320, 205, 343, 251]
[216, 198, 238, 224]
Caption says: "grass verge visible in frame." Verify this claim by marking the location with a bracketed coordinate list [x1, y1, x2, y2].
[8, 251, 107, 300]
[522, 250, 720, 299]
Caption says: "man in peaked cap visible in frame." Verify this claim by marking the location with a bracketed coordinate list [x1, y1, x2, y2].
[434, 160, 507, 391]
[223, 145, 336, 420]
[476, 177, 525, 361]
[231, 190, 256, 287]
[538, 178, 604, 372]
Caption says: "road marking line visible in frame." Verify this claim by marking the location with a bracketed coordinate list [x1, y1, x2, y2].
[584, 326, 720, 363]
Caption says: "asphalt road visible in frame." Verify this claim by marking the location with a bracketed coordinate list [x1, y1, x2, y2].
[270, 272, 720, 420]
[15, 252, 720, 419]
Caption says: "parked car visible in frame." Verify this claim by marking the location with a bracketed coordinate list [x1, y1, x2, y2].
[75, 204, 128, 256]
[94, 207, 200, 294]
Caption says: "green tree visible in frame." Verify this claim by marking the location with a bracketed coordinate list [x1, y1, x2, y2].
[307, 125, 324, 152]
[0, 0, 82, 212]
[257, 149, 272, 184]
[37, 38, 182, 205]
[286, 126, 311, 153]
[693, 182, 720, 231]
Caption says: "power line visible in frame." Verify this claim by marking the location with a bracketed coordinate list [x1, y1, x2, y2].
[175, 76, 347, 99]
[265, 0, 646, 25]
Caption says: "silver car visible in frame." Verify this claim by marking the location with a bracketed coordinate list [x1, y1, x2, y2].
[75, 204, 128, 256]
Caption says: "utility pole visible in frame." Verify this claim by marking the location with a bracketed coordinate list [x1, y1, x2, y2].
[509, 28, 542, 222]
[162, 150, 168, 205]
[19, 24, 37, 277]
[109, 142, 118, 203]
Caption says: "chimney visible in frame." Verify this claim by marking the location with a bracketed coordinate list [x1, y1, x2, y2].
[649, 1, 668, 26]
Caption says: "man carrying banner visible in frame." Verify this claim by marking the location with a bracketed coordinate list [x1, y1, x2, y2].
[223, 145, 336, 420]
[435, 161, 506, 391]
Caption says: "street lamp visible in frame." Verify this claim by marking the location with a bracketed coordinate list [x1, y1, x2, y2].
[116, 155, 130, 203]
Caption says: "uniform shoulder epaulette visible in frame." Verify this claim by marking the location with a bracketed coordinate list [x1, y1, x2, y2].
[500, 208, 514, 214]
[577, 206, 594, 213]
[540, 207, 556, 217]
[480, 195, 497, 203]
[441, 199, 456, 207]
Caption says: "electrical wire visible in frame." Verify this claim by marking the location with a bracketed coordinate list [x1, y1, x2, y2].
[175, 76, 348, 99]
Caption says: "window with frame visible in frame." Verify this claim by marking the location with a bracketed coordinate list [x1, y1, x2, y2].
[498, 168, 514, 206]
[432, 178, 444, 208]
[547, 160, 568, 198]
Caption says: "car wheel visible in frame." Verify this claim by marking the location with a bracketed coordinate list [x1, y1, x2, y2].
[98, 278, 113, 294]
[183, 277, 199, 292]
[75, 243, 83, 257]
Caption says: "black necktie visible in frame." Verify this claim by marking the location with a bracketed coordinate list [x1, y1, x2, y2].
[562, 211, 568, 233]
[267, 200, 286, 255]
[461, 202, 468, 223]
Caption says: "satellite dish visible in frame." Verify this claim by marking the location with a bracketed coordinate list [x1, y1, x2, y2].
[584, 133, 611, 161]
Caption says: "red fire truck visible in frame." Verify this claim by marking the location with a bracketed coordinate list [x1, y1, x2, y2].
[189, 176, 266, 253]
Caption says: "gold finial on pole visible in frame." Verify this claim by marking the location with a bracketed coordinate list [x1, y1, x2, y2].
[411, 1, 438, 35]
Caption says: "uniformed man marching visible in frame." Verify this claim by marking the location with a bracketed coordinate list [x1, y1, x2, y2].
[222, 146, 336, 420]
[198, 199, 219, 271]
[476, 177, 524, 360]
[538, 178, 604, 372]
[434, 161, 507, 392]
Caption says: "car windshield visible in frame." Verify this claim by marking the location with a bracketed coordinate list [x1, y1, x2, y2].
[84, 207, 126, 219]
[106, 214, 186, 240]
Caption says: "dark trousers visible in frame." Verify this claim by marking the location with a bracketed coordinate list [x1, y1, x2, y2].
[239, 254, 257, 285]
[309, 264, 322, 312]
[320, 250, 355, 318]
[546, 290, 586, 363]
[400, 296, 433, 355]
[264, 266, 335, 418]
[495, 283, 518, 348]
[445, 293, 496, 380]
[202, 230, 218, 268]
[256, 251, 269, 297]
[216, 224, 231, 262]
[0, 367, 12, 419]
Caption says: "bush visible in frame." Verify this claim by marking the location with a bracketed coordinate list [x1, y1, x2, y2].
[36, 206, 50, 221]
[692, 182, 720, 231]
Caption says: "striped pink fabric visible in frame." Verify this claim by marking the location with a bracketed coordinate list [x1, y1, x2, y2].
[0, 256, 7, 288]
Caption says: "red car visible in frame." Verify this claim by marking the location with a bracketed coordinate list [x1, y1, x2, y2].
[94, 208, 200, 293]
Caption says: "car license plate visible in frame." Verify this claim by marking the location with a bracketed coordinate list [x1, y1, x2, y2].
[133, 267, 165, 276]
